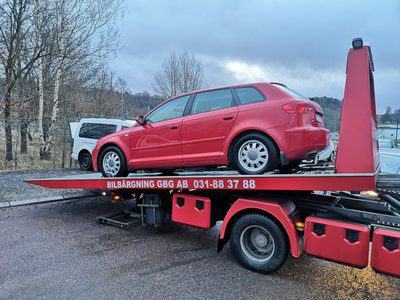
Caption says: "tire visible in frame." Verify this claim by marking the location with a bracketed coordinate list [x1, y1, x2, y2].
[99, 146, 129, 177]
[232, 133, 279, 174]
[160, 169, 175, 175]
[280, 160, 301, 173]
[230, 214, 289, 274]
[79, 152, 93, 171]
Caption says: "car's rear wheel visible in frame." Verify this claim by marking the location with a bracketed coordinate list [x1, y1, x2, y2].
[232, 133, 279, 174]
[79, 152, 93, 171]
[280, 160, 302, 173]
[99, 146, 129, 177]
[160, 169, 176, 175]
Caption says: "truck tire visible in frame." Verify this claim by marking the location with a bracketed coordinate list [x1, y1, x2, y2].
[99, 146, 129, 177]
[79, 152, 93, 171]
[230, 214, 289, 274]
[232, 133, 279, 174]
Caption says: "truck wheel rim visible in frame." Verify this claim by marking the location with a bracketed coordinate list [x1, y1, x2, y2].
[103, 152, 121, 176]
[240, 225, 275, 263]
[238, 140, 268, 172]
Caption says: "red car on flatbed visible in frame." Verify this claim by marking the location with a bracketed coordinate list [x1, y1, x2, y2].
[92, 82, 329, 177]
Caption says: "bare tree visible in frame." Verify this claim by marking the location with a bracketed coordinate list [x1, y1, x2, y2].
[35, 0, 123, 158]
[153, 52, 180, 99]
[0, 0, 47, 160]
[115, 77, 128, 117]
[179, 50, 203, 94]
[0, 0, 127, 169]
[153, 51, 203, 99]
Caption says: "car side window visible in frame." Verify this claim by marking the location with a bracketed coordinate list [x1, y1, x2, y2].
[234, 87, 265, 105]
[191, 89, 233, 115]
[79, 123, 117, 139]
[146, 95, 190, 124]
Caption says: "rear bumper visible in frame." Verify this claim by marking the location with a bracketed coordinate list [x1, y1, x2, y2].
[71, 153, 78, 161]
[283, 127, 330, 160]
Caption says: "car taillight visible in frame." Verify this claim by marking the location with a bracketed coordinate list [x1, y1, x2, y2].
[282, 103, 309, 114]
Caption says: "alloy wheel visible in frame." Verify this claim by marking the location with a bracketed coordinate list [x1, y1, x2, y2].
[102, 151, 121, 176]
[238, 140, 269, 172]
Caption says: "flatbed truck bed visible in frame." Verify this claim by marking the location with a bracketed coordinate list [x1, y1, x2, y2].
[25, 39, 400, 278]
[27, 169, 379, 192]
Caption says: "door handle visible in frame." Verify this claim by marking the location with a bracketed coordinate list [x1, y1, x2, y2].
[170, 124, 179, 129]
[222, 116, 234, 120]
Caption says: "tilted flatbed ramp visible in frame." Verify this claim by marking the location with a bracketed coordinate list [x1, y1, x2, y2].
[25, 170, 378, 192]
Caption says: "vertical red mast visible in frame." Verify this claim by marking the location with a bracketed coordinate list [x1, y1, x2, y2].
[335, 38, 380, 175]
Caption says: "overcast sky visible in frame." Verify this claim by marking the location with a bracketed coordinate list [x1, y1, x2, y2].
[113, 0, 400, 113]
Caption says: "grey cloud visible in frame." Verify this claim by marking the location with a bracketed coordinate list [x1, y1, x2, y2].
[113, 0, 400, 111]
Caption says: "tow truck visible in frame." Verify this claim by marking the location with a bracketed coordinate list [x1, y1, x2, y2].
[27, 38, 400, 277]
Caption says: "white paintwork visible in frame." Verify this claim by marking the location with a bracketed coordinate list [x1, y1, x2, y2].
[71, 118, 135, 162]
[315, 138, 335, 162]
[70, 122, 79, 139]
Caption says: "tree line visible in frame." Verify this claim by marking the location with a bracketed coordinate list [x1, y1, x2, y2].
[380, 106, 400, 124]
[0, 0, 126, 167]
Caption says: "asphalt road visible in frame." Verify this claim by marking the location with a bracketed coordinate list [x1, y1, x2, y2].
[1, 197, 399, 300]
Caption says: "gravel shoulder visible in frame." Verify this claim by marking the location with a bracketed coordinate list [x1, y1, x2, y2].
[0, 168, 90, 202]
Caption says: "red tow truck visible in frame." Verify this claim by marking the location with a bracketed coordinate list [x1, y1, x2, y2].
[27, 38, 400, 277]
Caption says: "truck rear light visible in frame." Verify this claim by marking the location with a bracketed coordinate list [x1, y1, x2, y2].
[282, 103, 309, 114]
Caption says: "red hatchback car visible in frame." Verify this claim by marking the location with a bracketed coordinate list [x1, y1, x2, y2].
[92, 82, 329, 177]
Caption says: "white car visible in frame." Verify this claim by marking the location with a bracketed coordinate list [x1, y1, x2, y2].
[315, 138, 335, 163]
[303, 138, 335, 165]
[71, 118, 135, 170]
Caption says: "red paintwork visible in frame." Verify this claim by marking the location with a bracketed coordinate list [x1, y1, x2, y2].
[219, 198, 301, 258]
[25, 172, 376, 192]
[304, 217, 370, 268]
[335, 46, 380, 174]
[92, 82, 329, 172]
[370, 228, 400, 278]
[171, 193, 212, 229]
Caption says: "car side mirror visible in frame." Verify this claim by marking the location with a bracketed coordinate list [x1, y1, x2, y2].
[136, 115, 145, 126]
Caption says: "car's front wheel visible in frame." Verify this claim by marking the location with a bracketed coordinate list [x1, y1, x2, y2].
[99, 146, 129, 177]
[232, 133, 279, 174]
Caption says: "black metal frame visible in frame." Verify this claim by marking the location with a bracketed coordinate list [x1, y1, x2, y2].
[291, 191, 400, 229]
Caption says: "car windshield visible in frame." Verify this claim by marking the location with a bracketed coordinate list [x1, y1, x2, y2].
[271, 83, 306, 99]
